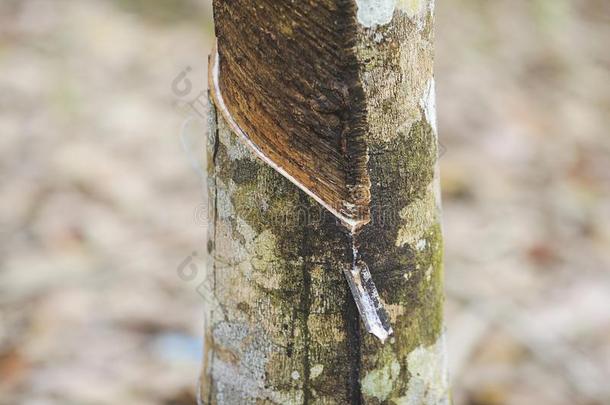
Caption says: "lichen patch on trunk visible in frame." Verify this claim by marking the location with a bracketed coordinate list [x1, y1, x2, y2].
[394, 335, 450, 405]
[356, 0, 396, 27]
[396, 0, 422, 17]
[395, 185, 437, 248]
[421, 78, 438, 137]
[361, 347, 402, 401]
[210, 322, 274, 404]
[396, 0, 431, 31]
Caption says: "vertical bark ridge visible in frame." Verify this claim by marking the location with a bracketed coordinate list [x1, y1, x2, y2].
[204, 96, 219, 405]
[299, 192, 313, 404]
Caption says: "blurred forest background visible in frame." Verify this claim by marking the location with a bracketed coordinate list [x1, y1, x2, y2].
[0, 0, 608, 404]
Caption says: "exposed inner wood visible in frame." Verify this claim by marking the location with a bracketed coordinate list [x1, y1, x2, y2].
[212, 0, 371, 229]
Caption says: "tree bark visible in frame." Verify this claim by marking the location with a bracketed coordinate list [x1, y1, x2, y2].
[200, 1, 448, 404]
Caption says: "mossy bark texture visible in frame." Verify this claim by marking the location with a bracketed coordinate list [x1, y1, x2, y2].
[200, 1, 448, 404]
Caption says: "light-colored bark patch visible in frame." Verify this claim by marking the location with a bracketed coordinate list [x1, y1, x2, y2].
[361, 347, 402, 401]
[216, 180, 234, 220]
[251, 230, 282, 290]
[251, 230, 278, 268]
[355, 0, 396, 28]
[236, 216, 256, 245]
[385, 302, 407, 323]
[357, 11, 433, 145]
[395, 186, 436, 248]
[396, 0, 429, 31]
[267, 390, 303, 405]
[311, 364, 324, 379]
[392, 335, 450, 405]
[421, 78, 438, 137]
[211, 322, 273, 404]
[396, 0, 423, 18]
[226, 136, 253, 161]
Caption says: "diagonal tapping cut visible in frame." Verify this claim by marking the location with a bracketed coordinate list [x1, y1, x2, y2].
[209, 0, 393, 342]
[212, 0, 370, 230]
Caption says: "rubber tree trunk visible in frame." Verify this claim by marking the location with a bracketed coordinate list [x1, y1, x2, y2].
[200, 1, 449, 404]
